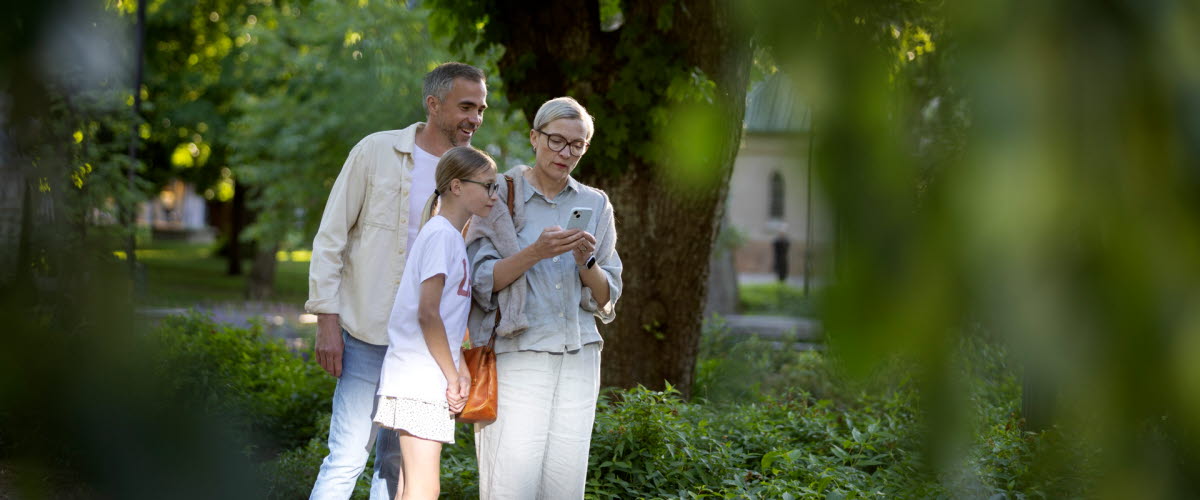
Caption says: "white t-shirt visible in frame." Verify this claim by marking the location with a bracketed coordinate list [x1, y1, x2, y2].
[408, 144, 439, 255]
[379, 215, 471, 403]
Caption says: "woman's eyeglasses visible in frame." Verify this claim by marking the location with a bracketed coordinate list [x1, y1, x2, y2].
[535, 129, 589, 156]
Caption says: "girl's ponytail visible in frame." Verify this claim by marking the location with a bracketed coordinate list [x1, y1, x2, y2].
[419, 190, 440, 229]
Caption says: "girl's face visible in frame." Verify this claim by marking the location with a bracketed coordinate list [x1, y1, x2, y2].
[529, 118, 589, 186]
[455, 170, 499, 218]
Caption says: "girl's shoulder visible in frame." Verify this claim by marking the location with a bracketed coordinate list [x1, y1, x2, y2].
[431, 216, 463, 235]
[415, 217, 463, 246]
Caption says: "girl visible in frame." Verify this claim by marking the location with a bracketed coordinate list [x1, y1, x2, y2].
[375, 146, 499, 499]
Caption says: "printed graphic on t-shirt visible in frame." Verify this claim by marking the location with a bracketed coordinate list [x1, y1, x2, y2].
[457, 259, 470, 297]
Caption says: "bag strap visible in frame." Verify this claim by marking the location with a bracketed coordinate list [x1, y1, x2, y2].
[482, 174, 516, 349]
[504, 174, 515, 214]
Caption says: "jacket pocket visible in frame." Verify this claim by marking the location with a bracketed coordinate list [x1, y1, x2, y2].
[364, 173, 401, 230]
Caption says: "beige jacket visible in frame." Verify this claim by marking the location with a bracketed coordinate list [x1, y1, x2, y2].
[306, 123, 423, 346]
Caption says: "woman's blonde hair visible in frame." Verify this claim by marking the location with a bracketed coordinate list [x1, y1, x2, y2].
[420, 146, 498, 227]
[532, 96, 594, 140]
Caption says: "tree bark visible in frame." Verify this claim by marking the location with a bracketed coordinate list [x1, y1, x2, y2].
[247, 242, 278, 300]
[226, 180, 245, 276]
[479, 0, 750, 397]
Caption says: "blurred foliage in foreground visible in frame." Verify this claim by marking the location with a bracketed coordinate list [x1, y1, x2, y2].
[745, 0, 1200, 496]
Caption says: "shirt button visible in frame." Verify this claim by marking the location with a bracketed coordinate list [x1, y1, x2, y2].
[553, 256, 559, 263]
[558, 312, 564, 318]
[555, 283, 562, 290]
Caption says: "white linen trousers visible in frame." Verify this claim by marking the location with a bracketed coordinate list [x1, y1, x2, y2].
[474, 343, 601, 499]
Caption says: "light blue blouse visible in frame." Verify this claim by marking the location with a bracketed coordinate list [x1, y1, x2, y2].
[467, 174, 623, 354]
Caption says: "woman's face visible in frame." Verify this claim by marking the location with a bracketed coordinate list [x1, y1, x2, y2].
[529, 118, 589, 186]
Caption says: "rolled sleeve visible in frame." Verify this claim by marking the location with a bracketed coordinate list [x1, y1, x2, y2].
[468, 237, 502, 311]
[579, 201, 622, 323]
[305, 141, 370, 314]
[580, 257, 622, 323]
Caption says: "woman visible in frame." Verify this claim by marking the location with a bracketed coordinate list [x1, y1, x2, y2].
[465, 97, 623, 499]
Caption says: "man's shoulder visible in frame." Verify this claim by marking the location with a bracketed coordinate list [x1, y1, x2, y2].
[357, 124, 421, 149]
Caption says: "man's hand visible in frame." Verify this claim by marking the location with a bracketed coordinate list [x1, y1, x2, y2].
[314, 313, 344, 377]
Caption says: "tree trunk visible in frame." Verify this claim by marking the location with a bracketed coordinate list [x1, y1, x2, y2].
[593, 165, 734, 395]
[246, 242, 277, 300]
[475, 0, 750, 397]
[226, 180, 245, 276]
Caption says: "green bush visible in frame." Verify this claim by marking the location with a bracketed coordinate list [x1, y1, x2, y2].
[261, 412, 480, 499]
[261, 412, 332, 499]
[151, 312, 334, 456]
[151, 313, 1096, 499]
[587, 385, 743, 499]
[693, 316, 840, 404]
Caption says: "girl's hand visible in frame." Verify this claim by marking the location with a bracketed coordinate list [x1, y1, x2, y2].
[446, 384, 466, 413]
[450, 374, 471, 413]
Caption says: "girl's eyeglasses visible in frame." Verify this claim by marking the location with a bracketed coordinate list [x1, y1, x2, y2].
[459, 179, 499, 196]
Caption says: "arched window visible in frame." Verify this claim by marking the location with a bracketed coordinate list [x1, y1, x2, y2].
[769, 170, 785, 219]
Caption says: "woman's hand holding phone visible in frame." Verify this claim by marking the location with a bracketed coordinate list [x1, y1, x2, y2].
[530, 226, 585, 260]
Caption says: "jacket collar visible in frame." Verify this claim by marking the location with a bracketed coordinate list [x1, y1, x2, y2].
[391, 122, 425, 154]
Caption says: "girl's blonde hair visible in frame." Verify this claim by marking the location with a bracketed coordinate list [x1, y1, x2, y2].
[420, 146, 498, 227]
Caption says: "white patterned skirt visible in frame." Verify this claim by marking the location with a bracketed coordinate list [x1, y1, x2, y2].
[373, 396, 456, 444]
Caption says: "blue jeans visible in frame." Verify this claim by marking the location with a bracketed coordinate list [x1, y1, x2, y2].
[310, 330, 401, 500]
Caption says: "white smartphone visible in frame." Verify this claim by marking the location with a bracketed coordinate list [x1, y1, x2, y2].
[565, 207, 593, 232]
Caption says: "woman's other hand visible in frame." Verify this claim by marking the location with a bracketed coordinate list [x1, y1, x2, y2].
[571, 231, 597, 267]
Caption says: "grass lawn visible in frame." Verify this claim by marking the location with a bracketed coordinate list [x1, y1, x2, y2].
[135, 240, 309, 307]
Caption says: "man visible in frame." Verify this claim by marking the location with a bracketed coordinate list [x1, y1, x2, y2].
[306, 62, 488, 500]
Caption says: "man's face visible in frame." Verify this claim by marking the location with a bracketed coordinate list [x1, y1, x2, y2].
[429, 78, 488, 147]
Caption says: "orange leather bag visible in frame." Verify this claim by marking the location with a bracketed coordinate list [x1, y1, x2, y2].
[456, 323, 497, 424]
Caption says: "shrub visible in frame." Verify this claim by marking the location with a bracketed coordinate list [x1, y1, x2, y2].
[261, 412, 332, 499]
[151, 313, 1098, 499]
[693, 316, 840, 404]
[151, 312, 334, 456]
[587, 385, 744, 499]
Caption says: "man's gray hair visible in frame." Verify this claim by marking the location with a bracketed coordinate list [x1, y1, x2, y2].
[532, 97, 595, 140]
[422, 62, 486, 113]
